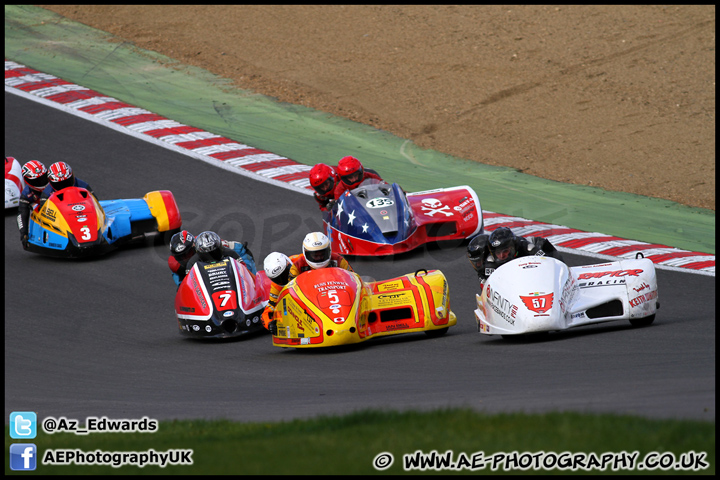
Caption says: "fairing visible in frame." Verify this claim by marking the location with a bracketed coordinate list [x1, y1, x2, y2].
[474, 256, 659, 336]
[271, 267, 456, 348]
[324, 180, 483, 256]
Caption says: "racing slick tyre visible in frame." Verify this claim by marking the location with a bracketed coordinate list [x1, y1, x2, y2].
[424, 327, 449, 338]
[629, 314, 655, 327]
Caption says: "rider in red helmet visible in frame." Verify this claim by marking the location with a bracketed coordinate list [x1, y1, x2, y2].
[308, 163, 339, 211]
[40, 161, 94, 203]
[332, 156, 384, 199]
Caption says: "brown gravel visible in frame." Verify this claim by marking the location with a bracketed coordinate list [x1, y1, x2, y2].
[40, 5, 715, 210]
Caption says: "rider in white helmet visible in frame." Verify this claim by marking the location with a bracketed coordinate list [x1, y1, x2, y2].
[261, 233, 354, 335]
[291, 232, 353, 275]
[260, 252, 298, 333]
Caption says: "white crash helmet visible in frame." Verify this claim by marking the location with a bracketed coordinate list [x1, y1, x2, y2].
[302, 232, 332, 269]
[263, 252, 293, 286]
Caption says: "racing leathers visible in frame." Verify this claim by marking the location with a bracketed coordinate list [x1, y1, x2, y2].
[40, 177, 93, 203]
[260, 253, 304, 331]
[184, 245, 243, 276]
[171, 240, 256, 287]
[261, 252, 354, 333]
[16, 185, 45, 250]
[470, 234, 563, 294]
[331, 168, 385, 199]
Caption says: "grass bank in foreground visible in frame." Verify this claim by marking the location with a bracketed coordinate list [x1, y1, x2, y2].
[5, 409, 714, 475]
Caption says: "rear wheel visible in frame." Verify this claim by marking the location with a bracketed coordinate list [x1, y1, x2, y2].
[629, 314, 655, 327]
[425, 327, 448, 338]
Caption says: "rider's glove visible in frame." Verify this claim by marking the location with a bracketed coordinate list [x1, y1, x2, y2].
[21, 234, 29, 250]
[268, 320, 278, 335]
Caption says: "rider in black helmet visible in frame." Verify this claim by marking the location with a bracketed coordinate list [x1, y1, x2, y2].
[184, 231, 243, 274]
[467, 227, 563, 293]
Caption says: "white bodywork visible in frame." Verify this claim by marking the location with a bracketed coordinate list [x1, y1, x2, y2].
[5, 157, 25, 209]
[475, 256, 658, 336]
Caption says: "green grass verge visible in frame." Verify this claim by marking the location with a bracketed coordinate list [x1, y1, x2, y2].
[5, 409, 714, 475]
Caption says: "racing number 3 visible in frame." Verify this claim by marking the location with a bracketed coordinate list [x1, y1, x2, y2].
[80, 226, 92, 240]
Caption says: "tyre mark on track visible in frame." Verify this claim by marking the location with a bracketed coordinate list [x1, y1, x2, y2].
[459, 19, 714, 116]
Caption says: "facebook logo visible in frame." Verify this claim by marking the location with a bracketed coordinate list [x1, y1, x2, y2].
[9, 411, 37, 439]
[10, 444, 37, 471]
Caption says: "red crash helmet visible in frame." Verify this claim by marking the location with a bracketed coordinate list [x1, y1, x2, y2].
[48, 161, 74, 191]
[309, 163, 337, 197]
[21, 160, 48, 191]
[336, 156, 364, 189]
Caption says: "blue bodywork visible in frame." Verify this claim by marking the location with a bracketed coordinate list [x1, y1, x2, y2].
[324, 182, 416, 245]
[28, 196, 162, 258]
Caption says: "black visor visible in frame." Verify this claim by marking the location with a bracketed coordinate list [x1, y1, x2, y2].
[316, 177, 335, 196]
[306, 246, 330, 264]
[340, 171, 363, 187]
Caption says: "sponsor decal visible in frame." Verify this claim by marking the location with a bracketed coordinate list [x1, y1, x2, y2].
[191, 274, 208, 310]
[385, 322, 409, 331]
[520, 292, 554, 316]
[204, 261, 228, 269]
[376, 280, 403, 292]
[579, 279, 627, 288]
[41, 208, 56, 222]
[559, 276, 578, 311]
[629, 289, 658, 308]
[577, 269, 643, 279]
[633, 282, 651, 293]
[179, 306, 195, 313]
[375, 291, 412, 307]
[485, 284, 518, 325]
[71, 204, 85, 211]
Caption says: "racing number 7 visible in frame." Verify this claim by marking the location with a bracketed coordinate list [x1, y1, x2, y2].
[211, 290, 238, 311]
[218, 293, 232, 307]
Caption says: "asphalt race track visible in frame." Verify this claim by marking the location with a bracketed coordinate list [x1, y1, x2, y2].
[4, 91, 715, 423]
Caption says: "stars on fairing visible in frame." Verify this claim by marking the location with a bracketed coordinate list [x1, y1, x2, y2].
[347, 210, 356, 226]
[362, 223, 369, 233]
[336, 200, 344, 222]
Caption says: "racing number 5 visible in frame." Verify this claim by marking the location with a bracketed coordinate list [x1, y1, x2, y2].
[328, 290, 340, 305]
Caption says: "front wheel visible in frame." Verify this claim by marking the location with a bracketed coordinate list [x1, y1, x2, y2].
[629, 314, 655, 327]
